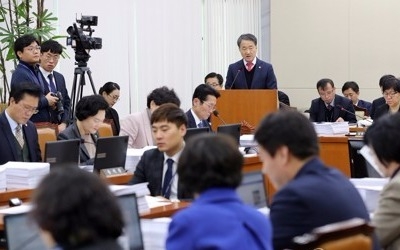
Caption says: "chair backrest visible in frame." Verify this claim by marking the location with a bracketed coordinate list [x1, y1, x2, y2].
[37, 127, 57, 161]
[293, 218, 374, 250]
[34, 122, 59, 136]
[354, 105, 369, 119]
[98, 122, 113, 137]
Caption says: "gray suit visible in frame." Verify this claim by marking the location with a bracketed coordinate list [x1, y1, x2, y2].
[57, 122, 98, 165]
[129, 148, 192, 200]
[373, 172, 400, 250]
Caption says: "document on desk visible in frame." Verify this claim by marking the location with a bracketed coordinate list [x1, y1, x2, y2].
[145, 196, 172, 208]
[359, 145, 384, 177]
[313, 122, 349, 135]
[109, 182, 150, 197]
[0, 204, 32, 214]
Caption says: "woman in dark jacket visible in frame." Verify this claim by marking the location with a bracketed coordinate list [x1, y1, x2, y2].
[99, 82, 121, 135]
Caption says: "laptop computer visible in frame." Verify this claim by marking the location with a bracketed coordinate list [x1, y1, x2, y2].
[4, 212, 47, 250]
[217, 123, 241, 145]
[116, 193, 144, 250]
[184, 127, 210, 142]
[45, 139, 81, 169]
[237, 171, 268, 209]
[93, 135, 129, 173]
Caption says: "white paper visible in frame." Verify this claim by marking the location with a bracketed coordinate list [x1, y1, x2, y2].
[359, 145, 384, 177]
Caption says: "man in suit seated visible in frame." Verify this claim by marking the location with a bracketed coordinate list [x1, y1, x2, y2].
[254, 111, 375, 250]
[120, 86, 181, 148]
[0, 82, 42, 164]
[186, 84, 220, 130]
[205, 72, 224, 90]
[370, 74, 396, 119]
[129, 103, 191, 200]
[309, 78, 357, 123]
[341, 81, 372, 115]
[225, 33, 277, 90]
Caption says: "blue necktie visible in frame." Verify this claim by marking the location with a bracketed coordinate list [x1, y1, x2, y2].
[198, 120, 208, 128]
[162, 158, 174, 199]
[48, 73, 57, 93]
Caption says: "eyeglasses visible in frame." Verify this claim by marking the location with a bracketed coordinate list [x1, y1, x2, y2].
[383, 91, 398, 98]
[108, 94, 120, 101]
[206, 82, 220, 87]
[25, 46, 41, 52]
[43, 53, 60, 61]
[20, 103, 38, 114]
[202, 101, 216, 111]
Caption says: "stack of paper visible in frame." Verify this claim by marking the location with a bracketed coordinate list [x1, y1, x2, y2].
[109, 182, 150, 213]
[125, 146, 157, 173]
[240, 134, 257, 147]
[141, 217, 172, 250]
[3, 162, 50, 189]
[350, 178, 388, 212]
[313, 122, 349, 135]
[0, 166, 7, 191]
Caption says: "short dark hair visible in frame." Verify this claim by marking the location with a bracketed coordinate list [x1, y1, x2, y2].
[364, 113, 400, 167]
[99, 82, 120, 95]
[9, 82, 41, 103]
[14, 34, 40, 60]
[379, 74, 395, 88]
[178, 133, 243, 195]
[204, 72, 224, 86]
[40, 39, 63, 54]
[192, 84, 220, 103]
[381, 77, 400, 93]
[316, 78, 334, 90]
[255, 111, 319, 158]
[75, 95, 109, 121]
[237, 33, 257, 47]
[146, 86, 181, 108]
[30, 167, 124, 248]
[150, 103, 187, 128]
[341, 81, 360, 94]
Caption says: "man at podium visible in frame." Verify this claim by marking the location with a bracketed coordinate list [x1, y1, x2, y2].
[225, 33, 277, 90]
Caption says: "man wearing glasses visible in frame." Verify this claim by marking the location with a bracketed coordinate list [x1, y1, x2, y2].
[185, 84, 220, 130]
[0, 82, 42, 164]
[309, 78, 357, 123]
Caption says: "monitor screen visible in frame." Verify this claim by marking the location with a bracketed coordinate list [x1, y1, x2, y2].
[117, 194, 144, 250]
[93, 135, 129, 173]
[4, 212, 47, 250]
[184, 127, 210, 142]
[217, 123, 241, 145]
[45, 139, 80, 169]
[237, 171, 268, 208]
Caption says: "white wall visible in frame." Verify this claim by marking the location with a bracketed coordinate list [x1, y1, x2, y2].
[271, 0, 400, 110]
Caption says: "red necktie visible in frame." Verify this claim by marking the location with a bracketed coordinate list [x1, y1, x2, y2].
[246, 62, 254, 71]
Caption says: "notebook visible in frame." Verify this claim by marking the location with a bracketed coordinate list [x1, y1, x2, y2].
[116, 193, 144, 250]
[237, 171, 268, 209]
[4, 212, 47, 250]
[93, 135, 129, 173]
[45, 139, 80, 169]
[217, 123, 241, 145]
[184, 127, 210, 142]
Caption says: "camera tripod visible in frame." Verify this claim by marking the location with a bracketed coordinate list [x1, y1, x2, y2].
[69, 66, 97, 121]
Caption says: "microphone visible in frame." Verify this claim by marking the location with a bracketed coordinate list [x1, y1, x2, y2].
[228, 68, 242, 89]
[213, 110, 227, 124]
[335, 105, 372, 123]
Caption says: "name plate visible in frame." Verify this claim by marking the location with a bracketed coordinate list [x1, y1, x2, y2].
[100, 167, 126, 177]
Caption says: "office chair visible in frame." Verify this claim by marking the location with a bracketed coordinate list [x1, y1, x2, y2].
[98, 122, 113, 137]
[36, 127, 57, 161]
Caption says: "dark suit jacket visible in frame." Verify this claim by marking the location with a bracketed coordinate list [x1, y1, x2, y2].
[309, 94, 357, 123]
[0, 112, 41, 164]
[129, 148, 192, 200]
[185, 109, 211, 130]
[370, 97, 386, 119]
[225, 58, 277, 89]
[105, 107, 120, 136]
[37, 70, 71, 124]
[271, 158, 374, 250]
[374, 104, 400, 121]
[357, 99, 372, 115]
[57, 122, 98, 165]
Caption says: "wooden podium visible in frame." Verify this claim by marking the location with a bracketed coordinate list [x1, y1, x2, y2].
[211, 90, 278, 131]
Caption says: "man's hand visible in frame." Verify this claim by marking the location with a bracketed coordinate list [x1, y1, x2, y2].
[45, 92, 59, 108]
[335, 117, 345, 122]
[58, 123, 67, 133]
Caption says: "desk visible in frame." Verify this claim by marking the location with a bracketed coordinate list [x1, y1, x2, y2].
[319, 136, 351, 177]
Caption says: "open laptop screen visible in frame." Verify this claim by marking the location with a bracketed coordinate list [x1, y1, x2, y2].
[93, 135, 129, 173]
[217, 123, 241, 145]
[117, 193, 144, 250]
[4, 212, 46, 250]
[184, 127, 210, 142]
[45, 139, 80, 169]
[237, 171, 268, 208]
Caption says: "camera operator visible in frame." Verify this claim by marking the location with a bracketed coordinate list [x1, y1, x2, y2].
[39, 40, 71, 132]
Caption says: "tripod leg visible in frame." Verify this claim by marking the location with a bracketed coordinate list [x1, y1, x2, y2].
[86, 69, 97, 94]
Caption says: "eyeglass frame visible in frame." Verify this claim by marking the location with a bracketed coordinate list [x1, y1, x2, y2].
[383, 91, 399, 98]
[25, 46, 41, 52]
[201, 101, 216, 111]
[108, 94, 120, 102]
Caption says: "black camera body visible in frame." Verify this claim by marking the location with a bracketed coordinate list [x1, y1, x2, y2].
[50, 91, 64, 114]
[66, 15, 102, 67]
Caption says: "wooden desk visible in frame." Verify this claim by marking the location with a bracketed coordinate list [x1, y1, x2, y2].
[319, 136, 351, 177]
[140, 202, 190, 219]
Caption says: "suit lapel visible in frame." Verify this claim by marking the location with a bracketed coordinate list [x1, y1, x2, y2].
[72, 124, 91, 160]
[0, 113, 19, 160]
[155, 151, 165, 196]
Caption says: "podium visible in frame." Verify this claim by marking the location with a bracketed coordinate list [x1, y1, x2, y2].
[211, 90, 278, 131]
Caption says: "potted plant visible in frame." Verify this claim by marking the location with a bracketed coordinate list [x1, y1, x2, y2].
[0, 0, 60, 112]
